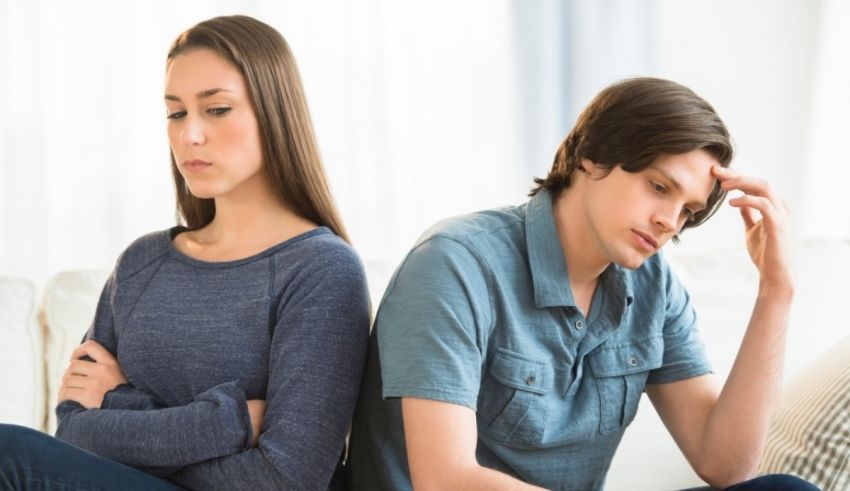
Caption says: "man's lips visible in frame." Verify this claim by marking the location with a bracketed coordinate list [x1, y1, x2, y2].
[632, 229, 659, 250]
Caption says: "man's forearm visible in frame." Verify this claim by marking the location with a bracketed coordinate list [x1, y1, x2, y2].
[697, 283, 793, 487]
[424, 464, 546, 491]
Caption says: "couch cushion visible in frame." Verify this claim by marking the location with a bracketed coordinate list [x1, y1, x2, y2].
[758, 334, 850, 490]
[0, 276, 44, 430]
[42, 270, 110, 434]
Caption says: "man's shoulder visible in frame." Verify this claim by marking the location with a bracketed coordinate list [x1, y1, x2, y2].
[623, 251, 690, 316]
[414, 204, 527, 255]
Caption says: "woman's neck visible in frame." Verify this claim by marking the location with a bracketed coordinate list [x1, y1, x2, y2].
[178, 178, 318, 261]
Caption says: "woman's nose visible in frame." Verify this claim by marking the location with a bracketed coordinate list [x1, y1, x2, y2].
[179, 115, 206, 146]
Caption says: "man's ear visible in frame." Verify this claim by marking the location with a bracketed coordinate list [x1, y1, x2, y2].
[578, 158, 603, 177]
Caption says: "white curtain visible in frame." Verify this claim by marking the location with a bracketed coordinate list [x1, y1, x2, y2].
[0, 0, 548, 285]
[1, 0, 839, 287]
[796, 0, 850, 240]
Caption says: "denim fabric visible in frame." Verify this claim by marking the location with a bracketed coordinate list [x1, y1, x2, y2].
[0, 424, 183, 490]
[680, 473, 821, 490]
[348, 190, 713, 490]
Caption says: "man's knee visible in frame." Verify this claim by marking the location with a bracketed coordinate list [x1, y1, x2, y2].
[726, 473, 820, 490]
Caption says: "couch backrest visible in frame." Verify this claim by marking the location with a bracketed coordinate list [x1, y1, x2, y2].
[0, 276, 44, 430]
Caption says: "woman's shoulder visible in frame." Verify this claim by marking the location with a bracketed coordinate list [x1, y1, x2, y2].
[113, 227, 180, 282]
[272, 227, 366, 279]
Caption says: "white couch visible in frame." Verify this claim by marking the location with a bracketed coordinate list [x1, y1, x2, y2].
[1, 242, 848, 490]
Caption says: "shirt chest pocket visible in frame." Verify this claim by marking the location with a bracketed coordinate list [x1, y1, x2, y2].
[588, 337, 664, 434]
[480, 348, 551, 448]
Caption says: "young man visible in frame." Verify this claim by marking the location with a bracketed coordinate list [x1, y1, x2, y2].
[348, 78, 815, 490]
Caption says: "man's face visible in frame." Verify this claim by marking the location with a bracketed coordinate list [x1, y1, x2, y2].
[580, 149, 719, 269]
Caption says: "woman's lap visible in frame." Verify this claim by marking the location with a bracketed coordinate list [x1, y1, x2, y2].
[0, 424, 182, 491]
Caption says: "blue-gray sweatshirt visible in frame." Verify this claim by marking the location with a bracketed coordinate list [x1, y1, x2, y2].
[55, 226, 371, 490]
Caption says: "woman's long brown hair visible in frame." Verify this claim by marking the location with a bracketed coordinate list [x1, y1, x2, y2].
[167, 15, 349, 242]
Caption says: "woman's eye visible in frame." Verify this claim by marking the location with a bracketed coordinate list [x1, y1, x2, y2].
[208, 107, 231, 116]
[166, 110, 186, 120]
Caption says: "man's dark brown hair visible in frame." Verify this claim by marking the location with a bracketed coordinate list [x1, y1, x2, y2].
[531, 77, 734, 234]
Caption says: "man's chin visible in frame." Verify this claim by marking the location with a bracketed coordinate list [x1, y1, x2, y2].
[615, 251, 656, 270]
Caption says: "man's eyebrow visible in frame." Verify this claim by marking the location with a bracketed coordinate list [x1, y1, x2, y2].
[164, 88, 234, 102]
[653, 166, 709, 211]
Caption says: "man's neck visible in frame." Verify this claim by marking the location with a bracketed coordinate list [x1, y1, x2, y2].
[551, 188, 610, 307]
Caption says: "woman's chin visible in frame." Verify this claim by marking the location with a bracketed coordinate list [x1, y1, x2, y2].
[185, 186, 218, 200]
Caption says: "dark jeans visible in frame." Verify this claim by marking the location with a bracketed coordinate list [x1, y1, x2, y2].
[0, 424, 183, 491]
[680, 473, 821, 490]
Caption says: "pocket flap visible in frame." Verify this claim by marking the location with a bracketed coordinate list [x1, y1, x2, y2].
[589, 336, 664, 378]
[489, 348, 549, 395]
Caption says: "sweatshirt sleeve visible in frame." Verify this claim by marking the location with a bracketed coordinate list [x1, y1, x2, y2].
[167, 246, 371, 491]
[73, 271, 168, 412]
[55, 267, 255, 468]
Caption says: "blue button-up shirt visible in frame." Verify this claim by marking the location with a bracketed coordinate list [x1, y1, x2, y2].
[348, 190, 712, 490]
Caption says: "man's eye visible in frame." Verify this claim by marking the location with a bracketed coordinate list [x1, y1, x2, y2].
[208, 107, 231, 116]
[166, 111, 186, 120]
[682, 208, 696, 220]
[651, 181, 667, 194]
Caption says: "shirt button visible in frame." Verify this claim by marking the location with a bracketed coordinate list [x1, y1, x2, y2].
[525, 374, 535, 385]
[575, 320, 584, 330]
[628, 357, 639, 367]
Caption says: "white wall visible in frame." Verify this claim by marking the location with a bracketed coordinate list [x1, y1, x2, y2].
[654, 0, 823, 258]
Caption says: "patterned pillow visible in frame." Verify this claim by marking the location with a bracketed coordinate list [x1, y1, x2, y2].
[759, 334, 850, 490]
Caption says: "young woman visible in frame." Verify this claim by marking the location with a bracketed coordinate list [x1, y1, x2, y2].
[0, 15, 370, 490]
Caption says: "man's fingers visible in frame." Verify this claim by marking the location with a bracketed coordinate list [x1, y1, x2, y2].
[739, 206, 758, 230]
[720, 175, 778, 201]
[729, 194, 771, 211]
[728, 195, 788, 234]
[714, 165, 783, 211]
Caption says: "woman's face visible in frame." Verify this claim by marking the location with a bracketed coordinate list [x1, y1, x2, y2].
[165, 48, 265, 200]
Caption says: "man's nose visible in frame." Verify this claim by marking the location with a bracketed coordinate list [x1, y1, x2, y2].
[652, 207, 678, 233]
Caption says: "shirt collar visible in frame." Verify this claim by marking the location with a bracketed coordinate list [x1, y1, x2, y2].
[525, 189, 634, 310]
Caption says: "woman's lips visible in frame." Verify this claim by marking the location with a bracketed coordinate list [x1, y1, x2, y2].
[183, 159, 212, 172]
[632, 229, 658, 251]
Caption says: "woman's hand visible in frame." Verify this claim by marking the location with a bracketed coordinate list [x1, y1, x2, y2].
[58, 340, 128, 409]
[713, 165, 794, 294]
[246, 399, 267, 446]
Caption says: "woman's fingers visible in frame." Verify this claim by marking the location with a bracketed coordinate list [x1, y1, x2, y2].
[58, 387, 96, 409]
[62, 373, 90, 390]
[70, 340, 116, 364]
[65, 359, 96, 376]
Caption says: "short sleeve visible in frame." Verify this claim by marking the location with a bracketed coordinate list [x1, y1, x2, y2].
[378, 236, 493, 410]
[646, 265, 713, 385]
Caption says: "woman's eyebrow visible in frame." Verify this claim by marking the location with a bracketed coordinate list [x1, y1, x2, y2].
[164, 88, 235, 102]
